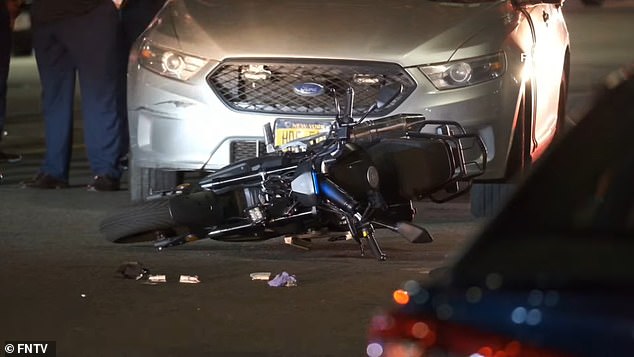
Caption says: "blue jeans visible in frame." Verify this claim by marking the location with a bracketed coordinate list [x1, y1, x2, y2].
[32, 1, 123, 181]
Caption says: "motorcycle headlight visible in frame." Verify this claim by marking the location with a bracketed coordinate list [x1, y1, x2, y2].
[138, 40, 208, 81]
[419, 52, 506, 90]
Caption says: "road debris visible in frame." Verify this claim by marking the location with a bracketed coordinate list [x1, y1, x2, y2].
[179, 275, 201, 284]
[250, 272, 272, 281]
[283, 236, 311, 250]
[117, 261, 149, 280]
[148, 275, 167, 283]
[268, 272, 297, 287]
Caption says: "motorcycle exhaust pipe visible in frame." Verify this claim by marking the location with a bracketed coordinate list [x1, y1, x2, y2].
[169, 191, 225, 227]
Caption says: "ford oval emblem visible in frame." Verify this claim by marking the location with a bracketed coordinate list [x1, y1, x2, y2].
[293, 82, 325, 97]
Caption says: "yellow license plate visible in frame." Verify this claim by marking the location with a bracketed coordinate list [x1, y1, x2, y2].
[274, 119, 330, 146]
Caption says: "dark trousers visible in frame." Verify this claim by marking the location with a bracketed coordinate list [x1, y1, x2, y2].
[0, 2, 10, 139]
[32, 2, 123, 181]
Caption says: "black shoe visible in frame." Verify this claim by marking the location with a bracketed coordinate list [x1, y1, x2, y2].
[0, 150, 22, 163]
[22, 172, 69, 189]
[87, 175, 120, 192]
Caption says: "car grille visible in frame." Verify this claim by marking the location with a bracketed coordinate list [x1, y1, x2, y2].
[230, 140, 267, 163]
[207, 59, 416, 117]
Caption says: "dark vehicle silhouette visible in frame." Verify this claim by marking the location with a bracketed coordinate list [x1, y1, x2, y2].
[366, 65, 634, 357]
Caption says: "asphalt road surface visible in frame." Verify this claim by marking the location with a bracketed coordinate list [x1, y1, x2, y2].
[1, 3, 633, 356]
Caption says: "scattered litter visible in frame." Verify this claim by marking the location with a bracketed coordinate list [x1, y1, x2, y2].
[179, 275, 201, 284]
[117, 261, 149, 280]
[268, 272, 297, 287]
[80, 294, 87, 298]
[283, 236, 311, 250]
[148, 275, 167, 283]
[250, 272, 272, 281]
[117, 262, 201, 285]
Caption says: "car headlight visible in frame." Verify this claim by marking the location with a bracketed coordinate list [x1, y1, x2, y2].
[138, 40, 208, 81]
[419, 52, 506, 90]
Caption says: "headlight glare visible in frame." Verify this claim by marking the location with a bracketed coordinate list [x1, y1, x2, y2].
[139, 40, 208, 81]
[420, 52, 506, 90]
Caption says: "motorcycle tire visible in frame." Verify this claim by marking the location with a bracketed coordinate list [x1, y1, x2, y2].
[129, 163, 182, 202]
[100, 199, 178, 243]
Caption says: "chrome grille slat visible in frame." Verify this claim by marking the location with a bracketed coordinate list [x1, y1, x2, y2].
[207, 59, 416, 116]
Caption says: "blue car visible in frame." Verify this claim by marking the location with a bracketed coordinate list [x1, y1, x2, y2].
[366, 66, 634, 357]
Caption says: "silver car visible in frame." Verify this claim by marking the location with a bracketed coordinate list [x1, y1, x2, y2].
[127, 0, 569, 216]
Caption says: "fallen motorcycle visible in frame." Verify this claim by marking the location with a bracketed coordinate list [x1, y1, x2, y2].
[100, 84, 487, 260]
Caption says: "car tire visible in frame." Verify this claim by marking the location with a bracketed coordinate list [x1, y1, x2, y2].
[129, 163, 183, 202]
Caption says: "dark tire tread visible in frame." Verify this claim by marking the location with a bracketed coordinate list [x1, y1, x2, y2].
[100, 199, 176, 243]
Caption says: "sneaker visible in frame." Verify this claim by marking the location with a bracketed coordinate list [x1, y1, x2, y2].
[87, 175, 120, 192]
[0, 150, 22, 163]
[22, 172, 69, 189]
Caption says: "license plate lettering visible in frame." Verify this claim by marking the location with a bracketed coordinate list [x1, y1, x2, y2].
[274, 119, 330, 146]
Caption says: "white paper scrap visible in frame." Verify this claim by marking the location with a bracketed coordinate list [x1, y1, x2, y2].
[148, 275, 167, 283]
[179, 275, 201, 284]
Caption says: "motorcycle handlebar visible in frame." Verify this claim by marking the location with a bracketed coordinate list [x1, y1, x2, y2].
[350, 114, 427, 142]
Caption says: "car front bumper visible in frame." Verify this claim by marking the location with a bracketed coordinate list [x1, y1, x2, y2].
[128, 61, 524, 181]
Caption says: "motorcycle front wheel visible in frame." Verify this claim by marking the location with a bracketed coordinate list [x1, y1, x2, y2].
[100, 199, 182, 243]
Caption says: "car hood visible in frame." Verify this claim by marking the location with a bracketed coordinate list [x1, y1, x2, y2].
[150, 0, 508, 66]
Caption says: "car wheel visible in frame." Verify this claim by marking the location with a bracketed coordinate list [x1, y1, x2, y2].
[129, 163, 183, 202]
[470, 81, 534, 218]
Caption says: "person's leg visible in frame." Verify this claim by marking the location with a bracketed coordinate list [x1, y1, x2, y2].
[0, 3, 9, 137]
[116, 14, 130, 164]
[31, 21, 76, 182]
[0, 3, 22, 163]
[63, 2, 122, 184]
